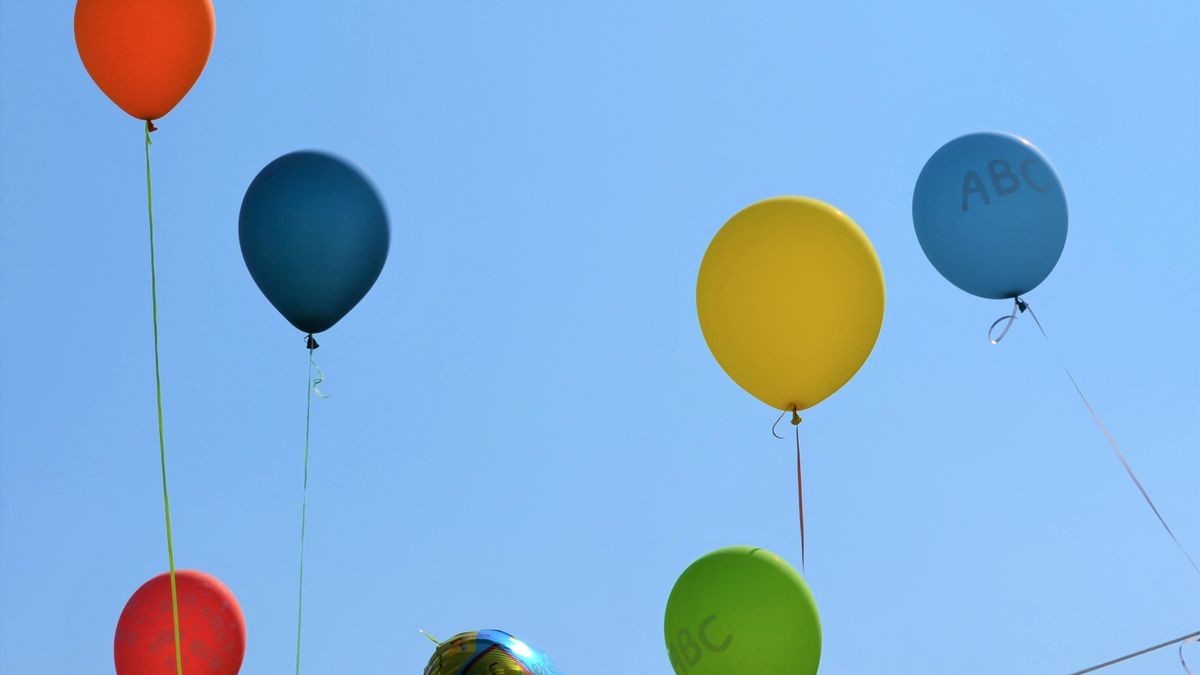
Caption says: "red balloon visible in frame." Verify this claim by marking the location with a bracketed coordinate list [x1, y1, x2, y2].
[114, 570, 246, 675]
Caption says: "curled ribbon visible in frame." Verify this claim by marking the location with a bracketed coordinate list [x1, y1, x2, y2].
[1182, 634, 1199, 675]
[988, 296, 1029, 344]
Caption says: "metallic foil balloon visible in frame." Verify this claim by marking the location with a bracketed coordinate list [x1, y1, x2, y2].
[424, 630, 560, 675]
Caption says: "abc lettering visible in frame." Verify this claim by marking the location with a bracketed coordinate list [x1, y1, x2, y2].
[960, 157, 1051, 211]
[698, 615, 733, 652]
[670, 615, 732, 671]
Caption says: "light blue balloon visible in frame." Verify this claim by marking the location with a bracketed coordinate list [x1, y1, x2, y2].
[913, 132, 1068, 299]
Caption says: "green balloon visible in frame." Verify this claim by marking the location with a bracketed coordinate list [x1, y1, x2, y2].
[663, 546, 821, 675]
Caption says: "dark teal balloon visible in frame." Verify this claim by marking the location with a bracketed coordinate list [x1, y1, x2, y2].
[239, 151, 389, 335]
[913, 132, 1068, 300]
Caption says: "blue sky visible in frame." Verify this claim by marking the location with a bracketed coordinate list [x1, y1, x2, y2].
[1, 2, 1197, 673]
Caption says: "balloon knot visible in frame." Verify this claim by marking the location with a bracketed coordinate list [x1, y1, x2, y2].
[146, 120, 158, 133]
[305, 334, 319, 350]
[790, 405, 802, 426]
[1016, 297, 1028, 313]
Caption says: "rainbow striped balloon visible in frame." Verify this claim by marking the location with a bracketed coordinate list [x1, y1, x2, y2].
[423, 630, 560, 675]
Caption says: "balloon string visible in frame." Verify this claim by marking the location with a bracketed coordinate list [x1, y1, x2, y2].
[996, 301, 1200, 576]
[775, 407, 806, 570]
[1066, 629, 1200, 674]
[295, 337, 318, 675]
[419, 629, 442, 645]
[793, 410, 805, 572]
[145, 121, 184, 675]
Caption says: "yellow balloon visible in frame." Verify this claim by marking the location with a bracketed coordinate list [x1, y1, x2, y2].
[696, 196, 885, 411]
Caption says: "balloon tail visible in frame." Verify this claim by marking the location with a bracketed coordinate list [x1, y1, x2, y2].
[1066, 629, 1200, 674]
[996, 302, 1200, 577]
[295, 340, 321, 675]
[304, 335, 330, 399]
[988, 296, 1028, 344]
[792, 408, 806, 572]
[771, 409, 787, 439]
[419, 629, 442, 645]
[145, 121, 184, 675]
[146, 119, 158, 133]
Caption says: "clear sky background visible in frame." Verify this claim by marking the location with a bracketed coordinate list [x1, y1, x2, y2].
[1, 2, 1197, 673]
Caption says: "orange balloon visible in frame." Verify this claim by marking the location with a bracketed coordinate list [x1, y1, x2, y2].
[74, 0, 215, 122]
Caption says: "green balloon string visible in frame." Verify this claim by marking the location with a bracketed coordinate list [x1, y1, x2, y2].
[296, 339, 318, 675]
[145, 120, 184, 675]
